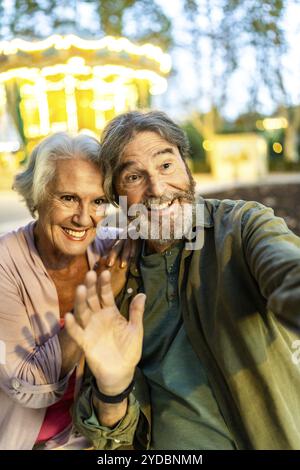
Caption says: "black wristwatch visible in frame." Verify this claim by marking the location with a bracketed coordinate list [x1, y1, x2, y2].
[91, 378, 135, 404]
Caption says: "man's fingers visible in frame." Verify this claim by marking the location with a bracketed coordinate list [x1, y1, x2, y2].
[85, 270, 100, 312]
[129, 293, 146, 329]
[94, 257, 108, 276]
[120, 239, 132, 268]
[73, 284, 89, 327]
[130, 240, 137, 259]
[64, 313, 85, 349]
[98, 270, 116, 308]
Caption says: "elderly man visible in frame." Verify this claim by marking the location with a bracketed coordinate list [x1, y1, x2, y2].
[67, 110, 300, 450]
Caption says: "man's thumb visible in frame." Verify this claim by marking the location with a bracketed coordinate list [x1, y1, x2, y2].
[129, 293, 146, 327]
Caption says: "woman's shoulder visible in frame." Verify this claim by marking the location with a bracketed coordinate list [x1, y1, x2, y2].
[0, 222, 34, 265]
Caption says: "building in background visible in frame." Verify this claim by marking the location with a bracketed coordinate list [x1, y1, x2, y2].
[209, 133, 268, 182]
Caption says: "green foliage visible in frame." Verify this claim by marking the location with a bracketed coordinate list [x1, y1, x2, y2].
[1, 0, 172, 49]
[181, 0, 288, 111]
[97, 0, 136, 36]
[181, 122, 210, 172]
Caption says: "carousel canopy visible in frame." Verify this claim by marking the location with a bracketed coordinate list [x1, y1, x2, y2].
[0, 35, 171, 145]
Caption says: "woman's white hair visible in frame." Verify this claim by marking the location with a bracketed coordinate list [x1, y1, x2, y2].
[13, 132, 102, 217]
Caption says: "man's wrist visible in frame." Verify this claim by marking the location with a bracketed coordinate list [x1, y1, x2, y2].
[92, 391, 129, 428]
[92, 377, 135, 404]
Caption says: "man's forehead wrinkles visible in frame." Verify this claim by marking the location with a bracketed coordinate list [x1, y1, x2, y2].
[122, 146, 176, 162]
[118, 152, 175, 174]
[153, 147, 175, 157]
[117, 160, 139, 173]
[123, 134, 175, 153]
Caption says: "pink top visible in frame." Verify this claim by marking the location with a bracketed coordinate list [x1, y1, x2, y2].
[0, 221, 115, 449]
[35, 319, 76, 444]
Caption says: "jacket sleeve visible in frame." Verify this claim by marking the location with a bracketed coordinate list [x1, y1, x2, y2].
[73, 368, 151, 450]
[73, 385, 141, 450]
[0, 264, 73, 409]
[242, 201, 300, 327]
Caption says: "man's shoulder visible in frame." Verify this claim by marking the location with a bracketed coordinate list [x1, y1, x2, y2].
[200, 197, 292, 239]
[203, 196, 266, 212]
[202, 197, 270, 224]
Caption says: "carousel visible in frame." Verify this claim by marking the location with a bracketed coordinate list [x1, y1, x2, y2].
[0, 34, 171, 182]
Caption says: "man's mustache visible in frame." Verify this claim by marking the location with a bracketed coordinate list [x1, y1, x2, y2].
[142, 191, 195, 209]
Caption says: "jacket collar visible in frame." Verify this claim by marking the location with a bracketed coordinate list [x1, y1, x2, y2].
[194, 195, 214, 228]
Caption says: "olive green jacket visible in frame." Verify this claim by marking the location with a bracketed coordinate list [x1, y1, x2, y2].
[74, 198, 300, 450]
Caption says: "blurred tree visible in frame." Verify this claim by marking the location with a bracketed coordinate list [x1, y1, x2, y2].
[97, 0, 136, 36]
[0, 0, 3, 34]
[181, 121, 210, 172]
[7, 0, 53, 37]
[129, 1, 172, 48]
[1, 0, 172, 48]
[180, 0, 299, 161]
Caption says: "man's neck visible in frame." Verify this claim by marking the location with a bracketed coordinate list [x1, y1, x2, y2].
[145, 239, 178, 255]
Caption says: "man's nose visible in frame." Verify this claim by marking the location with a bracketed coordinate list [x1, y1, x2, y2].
[72, 204, 92, 227]
[146, 176, 166, 198]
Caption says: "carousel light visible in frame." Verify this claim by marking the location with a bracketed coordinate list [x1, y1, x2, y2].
[0, 34, 171, 74]
[0, 64, 168, 96]
[35, 77, 50, 135]
[0, 34, 170, 142]
[64, 75, 78, 132]
[262, 117, 288, 130]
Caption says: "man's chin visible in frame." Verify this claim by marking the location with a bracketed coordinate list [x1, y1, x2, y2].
[151, 238, 179, 247]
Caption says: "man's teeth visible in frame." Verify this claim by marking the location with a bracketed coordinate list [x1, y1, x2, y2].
[150, 200, 173, 211]
[63, 228, 86, 238]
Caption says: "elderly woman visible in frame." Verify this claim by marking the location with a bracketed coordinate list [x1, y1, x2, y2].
[0, 132, 130, 450]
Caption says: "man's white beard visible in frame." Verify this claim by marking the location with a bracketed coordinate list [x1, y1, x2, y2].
[130, 202, 196, 245]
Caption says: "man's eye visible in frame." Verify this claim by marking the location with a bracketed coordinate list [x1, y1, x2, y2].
[162, 162, 172, 170]
[127, 174, 141, 183]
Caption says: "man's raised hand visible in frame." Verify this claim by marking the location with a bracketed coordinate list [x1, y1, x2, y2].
[65, 270, 145, 395]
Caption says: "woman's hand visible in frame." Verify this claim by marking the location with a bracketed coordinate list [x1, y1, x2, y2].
[95, 238, 137, 298]
[65, 270, 146, 395]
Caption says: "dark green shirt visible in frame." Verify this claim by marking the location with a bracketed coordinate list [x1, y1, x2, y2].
[140, 241, 235, 449]
[74, 198, 300, 450]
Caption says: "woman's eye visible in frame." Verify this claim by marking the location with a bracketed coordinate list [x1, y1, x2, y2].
[61, 195, 75, 202]
[94, 198, 106, 206]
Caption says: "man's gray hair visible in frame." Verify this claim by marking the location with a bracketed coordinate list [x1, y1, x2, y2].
[13, 132, 102, 217]
[100, 110, 190, 202]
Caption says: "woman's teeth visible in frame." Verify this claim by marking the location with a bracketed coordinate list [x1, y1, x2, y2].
[63, 228, 87, 239]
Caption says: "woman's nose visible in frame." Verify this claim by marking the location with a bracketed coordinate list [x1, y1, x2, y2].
[72, 204, 92, 227]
